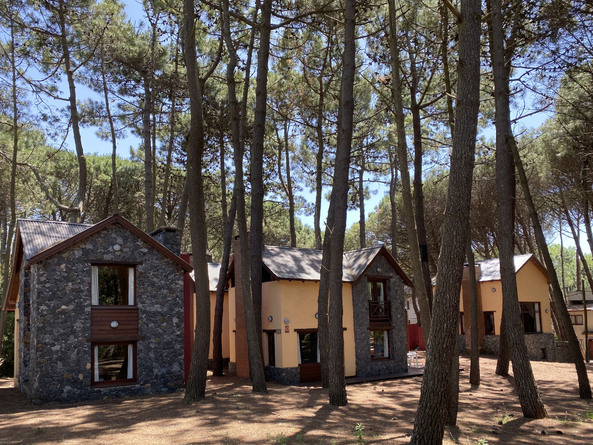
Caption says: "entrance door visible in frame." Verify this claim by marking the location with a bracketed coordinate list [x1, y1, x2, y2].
[297, 330, 320, 383]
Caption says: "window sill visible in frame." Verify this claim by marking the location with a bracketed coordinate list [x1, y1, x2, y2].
[92, 380, 138, 388]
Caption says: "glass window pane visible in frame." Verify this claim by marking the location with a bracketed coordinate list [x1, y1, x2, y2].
[97, 266, 131, 305]
[299, 333, 318, 364]
[370, 331, 389, 359]
[95, 344, 131, 382]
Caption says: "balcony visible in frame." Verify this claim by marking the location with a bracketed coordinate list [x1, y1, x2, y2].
[369, 300, 391, 322]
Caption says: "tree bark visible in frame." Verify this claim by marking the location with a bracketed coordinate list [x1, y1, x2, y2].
[410, 0, 481, 440]
[489, 0, 547, 418]
[182, 0, 211, 402]
[317, 0, 356, 407]
[387, 0, 431, 341]
[467, 239, 480, 387]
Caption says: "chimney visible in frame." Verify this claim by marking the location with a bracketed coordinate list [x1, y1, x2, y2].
[150, 226, 182, 255]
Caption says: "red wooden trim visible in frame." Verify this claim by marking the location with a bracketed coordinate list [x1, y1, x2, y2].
[182, 253, 193, 386]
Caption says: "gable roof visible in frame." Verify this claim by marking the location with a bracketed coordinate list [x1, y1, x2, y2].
[259, 245, 413, 287]
[475, 254, 548, 282]
[2, 214, 192, 312]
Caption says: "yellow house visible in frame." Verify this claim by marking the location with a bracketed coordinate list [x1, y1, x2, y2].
[460, 254, 554, 360]
[566, 290, 593, 359]
[228, 244, 413, 384]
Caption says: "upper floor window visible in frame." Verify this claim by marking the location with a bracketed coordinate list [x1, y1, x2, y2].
[368, 279, 390, 321]
[520, 302, 541, 334]
[570, 314, 584, 325]
[92, 265, 135, 306]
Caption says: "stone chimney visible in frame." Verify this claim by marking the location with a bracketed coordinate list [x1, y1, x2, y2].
[150, 227, 181, 255]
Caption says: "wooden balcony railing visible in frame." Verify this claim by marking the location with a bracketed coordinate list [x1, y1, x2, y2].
[369, 300, 391, 321]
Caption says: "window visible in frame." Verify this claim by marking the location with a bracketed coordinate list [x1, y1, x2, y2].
[370, 330, 389, 359]
[298, 332, 318, 364]
[368, 279, 390, 321]
[571, 314, 584, 325]
[265, 331, 276, 367]
[520, 302, 542, 333]
[92, 265, 135, 306]
[484, 312, 495, 335]
[459, 312, 465, 334]
[92, 343, 136, 385]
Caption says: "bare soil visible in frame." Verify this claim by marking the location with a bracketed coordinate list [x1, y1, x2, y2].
[1, 355, 592, 444]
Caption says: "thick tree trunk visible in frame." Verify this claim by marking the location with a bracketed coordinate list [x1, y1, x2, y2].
[387, 0, 431, 341]
[248, 0, 273, 391]
[410, 0, 481, 441]
[489, 0, 547, 418]
[510, 138, 591, 398]
[182, 0, 211, 402]
[317, 0, 356, 407]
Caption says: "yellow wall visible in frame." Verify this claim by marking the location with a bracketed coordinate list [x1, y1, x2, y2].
[231, 280, 357, 377]
[207, 291, 230, 360]
[569, 308, 593, 355]
[473, 259, 552, 335]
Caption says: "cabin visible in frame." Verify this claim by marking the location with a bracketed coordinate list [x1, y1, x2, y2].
[459, 254, 554, 360]
[227, 242, 413, 384]
[566, 290, 593, 359]
[2, 214, 192, 403]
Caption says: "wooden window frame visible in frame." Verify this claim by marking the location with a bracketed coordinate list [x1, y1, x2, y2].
[91, 341, 137, 387]
[91, 264, 136, 306]
[520, 302, 542, 334]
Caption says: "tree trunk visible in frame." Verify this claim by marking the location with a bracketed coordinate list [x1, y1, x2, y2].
[58, 0, 86, 222]
[387, 0, 431, 341]
[410, 0, 481, 440]
[317, 0, 356, 407]
[182, 0, 211, 402]
[212, 196, 236, 376]
[489, 0, 547, 418]
[248, 0, 273, 392]
[358, 156, 366, 248]
[467, 239, 480, 387]
[142, 74, 154, 232]
[510, 139, 591, 398]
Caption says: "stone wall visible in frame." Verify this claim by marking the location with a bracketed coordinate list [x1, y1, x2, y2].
[475, 333, 556, 362]
[265, 366, 300, 385]
[18, 224, 185, 403]
[352, 253, 407, 378]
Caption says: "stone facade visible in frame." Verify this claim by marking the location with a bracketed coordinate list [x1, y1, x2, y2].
[17, 224, 185, 403]
[352, 254, 408, 378]
[460, 333, 556, 362]
[265, 366, 300, 385]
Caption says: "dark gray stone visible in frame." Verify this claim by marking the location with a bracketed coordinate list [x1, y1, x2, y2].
[352, 254, 407, 378]
[265, 366, 300, 385]
[17, 225, 185, 403]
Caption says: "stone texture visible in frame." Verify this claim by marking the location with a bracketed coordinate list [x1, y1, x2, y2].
[17, 224, 185, 403]
[479, 333, 556, 362]
[352, 254, 407, 378]
[265, 366, 300, 385]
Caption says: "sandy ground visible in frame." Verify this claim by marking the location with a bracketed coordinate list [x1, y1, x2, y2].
[1, 355, 593, 444]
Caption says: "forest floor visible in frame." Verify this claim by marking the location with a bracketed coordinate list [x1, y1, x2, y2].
[1, 355, 593, 444]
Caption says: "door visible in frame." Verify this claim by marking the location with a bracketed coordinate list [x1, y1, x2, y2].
[297, 330, 321, 383]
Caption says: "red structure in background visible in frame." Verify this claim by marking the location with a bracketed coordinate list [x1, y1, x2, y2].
[407, 324, 425, 351]
[181, 253, 194, 385]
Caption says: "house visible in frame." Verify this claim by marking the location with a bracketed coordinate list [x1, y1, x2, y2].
[228, 242, 413, 385]
[566, 290, 593, 359]
[183, 260, 230, 378]
[459, 254, 554, 360]
[2, 214, 192, 403]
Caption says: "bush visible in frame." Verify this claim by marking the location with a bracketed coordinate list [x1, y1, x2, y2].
[0, 312, 15, 377]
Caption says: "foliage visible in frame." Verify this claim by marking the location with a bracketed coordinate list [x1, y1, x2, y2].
[0, 312, 14, 377]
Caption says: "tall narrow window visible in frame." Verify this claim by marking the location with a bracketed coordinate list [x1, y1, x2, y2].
[520, 302, 541, 333]
[370, 330, 389, 359]
[484, 312, 495, 335]
[368, 279, 390, 321]
[266, 331, 276, 367]
[298, 332, 318, 364]
[92, 265, 135, 306]
[459, 312, 465, 335]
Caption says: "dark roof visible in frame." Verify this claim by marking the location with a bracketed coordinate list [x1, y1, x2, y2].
[259, 245, 412, 286]
[2, 214, 192, 312]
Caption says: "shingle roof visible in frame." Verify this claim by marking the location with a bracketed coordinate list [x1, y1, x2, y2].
[18, 219, 93, 260]
[261, 245, 411, 285]
[476, 254, 534, 282]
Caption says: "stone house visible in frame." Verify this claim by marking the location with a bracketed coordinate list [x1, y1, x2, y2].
[459, 254, 555, 360]
[228, 244, 413, 384]
[2, 214, 192, 403]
